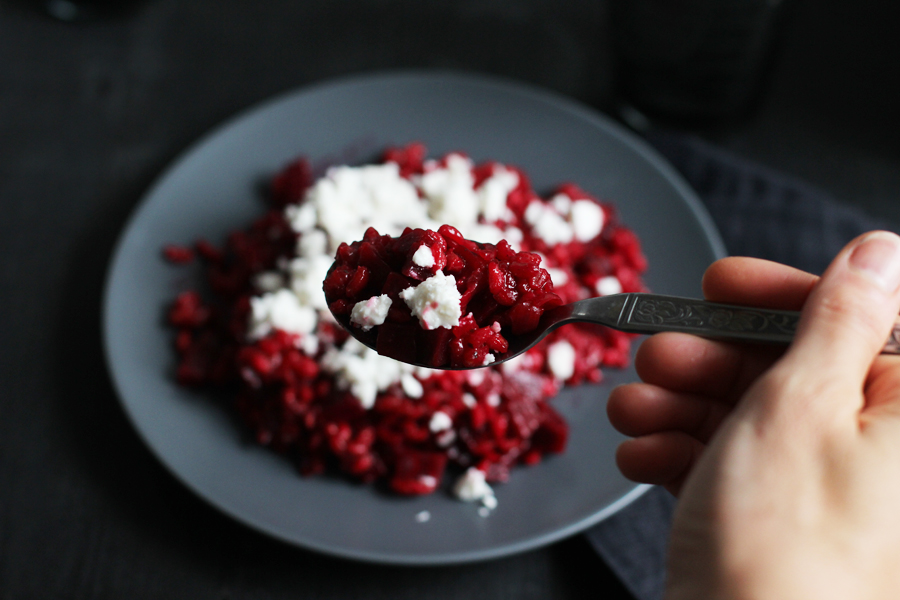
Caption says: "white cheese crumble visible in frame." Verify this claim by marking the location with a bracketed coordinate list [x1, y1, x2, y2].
[418, 154, 480, 225]
[525, 200, 574, 245]
[400, 373, 424, 399]
[525, 194, 605, 246]
[253, 271, 285, 293]
[412, 244, 435, 268]
[435, 429, 456, 448]
[414, 155, 523, 246]
[400, 272, 462, 330]
[350, 294, 392, 331]
[415, 510, 431, 523]
[288, 255, 334, 311]
[429, 411, 453, 432]
[545, 267, 568, 286]
[288, 163, 434, 255]
[570, 200, 605, 242]
[595, 275, 622, 296]
[547, 340, 576, 381]
[319, 337, 431, 409]
[249, 289, 317, 340]
[477, 165, 520, 222]
[452, 467, 497, 515]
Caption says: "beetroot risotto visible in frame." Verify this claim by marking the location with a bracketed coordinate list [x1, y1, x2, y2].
[324, 225, 563, 369]
[165, 144, 647, 512]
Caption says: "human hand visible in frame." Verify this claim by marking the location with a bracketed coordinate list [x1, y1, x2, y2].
[607, 231, 900, 600]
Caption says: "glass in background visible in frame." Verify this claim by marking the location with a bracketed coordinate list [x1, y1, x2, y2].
[43, 0, 144, 21]
[610, 0, 797, 128]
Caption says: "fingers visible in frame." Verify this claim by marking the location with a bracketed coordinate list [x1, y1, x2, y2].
[635, 332, 779, 401]
[615, 432, 704, 495]
[702, 256, 818, 309]
[780, 232, 900, 400]
[607, 383, 731, 444]
[612, 256, 823, 492]
[611, 333, 781, 491]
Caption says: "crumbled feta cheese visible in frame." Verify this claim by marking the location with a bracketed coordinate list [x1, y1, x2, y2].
[546, 267, 568, 286]
[288, 255, 334, 311]
[253, 271, 285, 293]
[295, 162, 437, 254]
[547, 340, 576, 381]
[550, 193, 572, 214]
[400, 373, 424, 398]
[482, 353, 496, 366]
[500, 353, 525, 373]
[461, 393, 477, 408]
[400, 272, 462, 330]
[412, 244, 435, 268]
[320, 337, 432, 409]
[466, 370, 485, 386]
[595, 275, 622, 296]
[570, 200, 604, 242]
[297, 228, 328, 258]
[525, 194, 604, 246]
[284, 201, 317, 233]
[525, 200, 574, 245]
[350, 294, 392, 331]
[453, 467, 497, 514]
[415, 510, 431, 523]
[466, 223, 508, 247]
[419, 154, 480, 226]
[435, 429, 456, 448]
[297, 334, 319, 357]
[477, 166, 519, 222]
[429, 411, 453, 432]
[249, 289, 317, 339]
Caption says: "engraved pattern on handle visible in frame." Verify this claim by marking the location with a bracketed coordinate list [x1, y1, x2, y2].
[627, 296, 798, 341]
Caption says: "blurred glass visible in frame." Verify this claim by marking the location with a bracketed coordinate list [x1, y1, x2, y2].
[610, 0, 796, 126]
[44, 0, 143, 20]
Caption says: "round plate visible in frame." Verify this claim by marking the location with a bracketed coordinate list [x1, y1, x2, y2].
[102, 71, 724, 565]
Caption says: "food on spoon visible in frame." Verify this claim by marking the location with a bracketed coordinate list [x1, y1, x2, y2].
[324, 225, 563, 368]
[163, 143, 647, 512]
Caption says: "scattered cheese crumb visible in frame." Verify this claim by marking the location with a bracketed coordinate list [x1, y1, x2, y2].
[453, 467, 497, 515]
[415, 510, 431, 523]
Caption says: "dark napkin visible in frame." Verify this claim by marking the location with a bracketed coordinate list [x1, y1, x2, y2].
[583, 131, 894, 600]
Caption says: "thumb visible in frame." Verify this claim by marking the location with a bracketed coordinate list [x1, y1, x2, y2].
[781, 231, 900, 397]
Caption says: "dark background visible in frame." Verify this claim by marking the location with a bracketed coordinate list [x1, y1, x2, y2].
[1, 1, 898, 598]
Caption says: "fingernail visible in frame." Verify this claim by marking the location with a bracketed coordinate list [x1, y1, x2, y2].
[848, 232, 900, 292]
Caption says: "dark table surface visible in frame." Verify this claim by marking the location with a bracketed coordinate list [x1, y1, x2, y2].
[2, 1, 898, 598]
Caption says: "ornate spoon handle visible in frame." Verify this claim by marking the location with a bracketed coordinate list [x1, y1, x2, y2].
[607, 293, 900, 354]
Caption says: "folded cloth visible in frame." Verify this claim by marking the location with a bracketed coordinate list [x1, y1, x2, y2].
[583, 130, 894, 600]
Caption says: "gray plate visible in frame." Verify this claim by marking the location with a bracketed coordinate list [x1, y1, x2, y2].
[102, 71, 725, 565]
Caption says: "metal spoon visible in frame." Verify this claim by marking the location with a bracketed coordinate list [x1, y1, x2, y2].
[335, 292, 900, 370]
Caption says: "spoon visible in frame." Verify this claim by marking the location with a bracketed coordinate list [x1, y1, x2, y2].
[334, 292, 900, 370]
